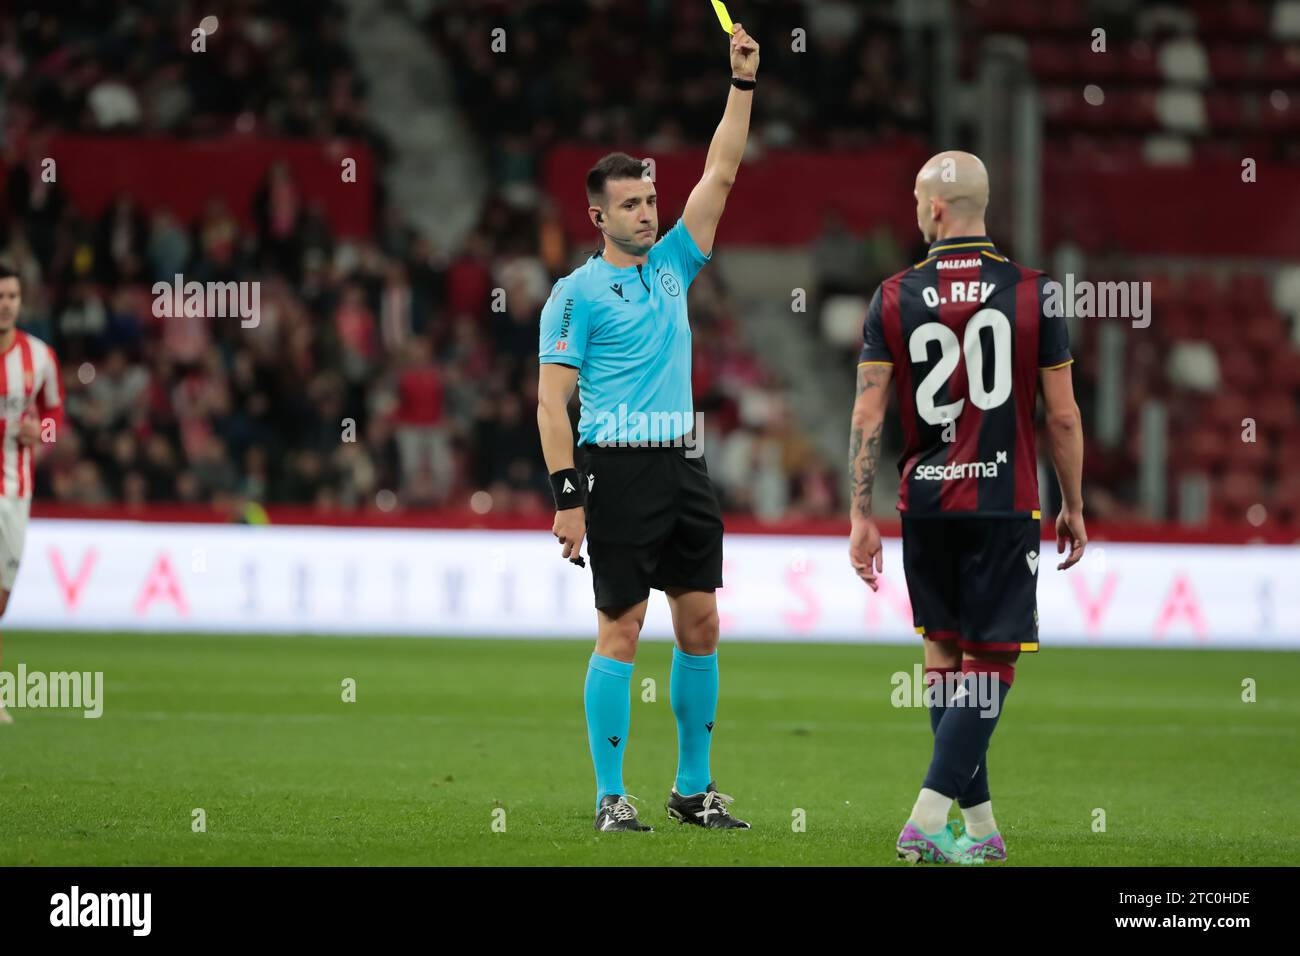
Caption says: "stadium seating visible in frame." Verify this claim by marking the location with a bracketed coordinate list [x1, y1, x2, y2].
[2, 1, 1297, 531]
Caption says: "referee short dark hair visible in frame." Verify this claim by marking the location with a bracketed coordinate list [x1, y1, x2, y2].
[586, 152, 647, 206]
[0, 264, 19, 285]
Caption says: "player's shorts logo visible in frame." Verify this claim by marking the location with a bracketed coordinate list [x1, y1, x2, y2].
[660, 272, 681, 297]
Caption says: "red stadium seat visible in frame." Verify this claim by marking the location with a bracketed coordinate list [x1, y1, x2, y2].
[1228, 272, 1272, 309]
[1200, 314, 1238, 351]
[1030, 41, 1079, 82]
[1208, 392, 1254, 432]
[1038, 87, 1074, 123]
[1233, 429, 1273, 470]
[1266, 349, 1300, 389]
[974, 0, 1039, 32]
[1193, 0, 1268, 38]
[1206, 91, 1248, 131]
[1207, 44, 1254, 84]
[1121, 90, 1159, 130]
[1060, 86, 1122, 128]
[1197, 138, 1261, 162]
[1007, 0, 1042, 31]
[1147, 273, 1177, 308]
[1181, 425, 1230, 471]
[1158, 307, 1197, 343]
[1183, 273, 1222, 308]
[1261, 93, 1300, 132]
[1123, 41, 1162, 82]
[1045, 0, 1084, 30]
[1244, 315, 1288, 352]
[1216, 469, 1265, 516]
[1262, 46, 1300, 85]
[1087, 44, 1125, 82]
[1216, 348, 1259, 395]
[1270, 440, 1300, 482]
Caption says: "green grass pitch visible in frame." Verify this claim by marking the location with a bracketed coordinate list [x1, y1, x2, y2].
[1, 631, 1297, 866]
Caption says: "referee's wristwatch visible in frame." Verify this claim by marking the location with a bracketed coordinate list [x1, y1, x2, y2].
[731, 75, 756, 90]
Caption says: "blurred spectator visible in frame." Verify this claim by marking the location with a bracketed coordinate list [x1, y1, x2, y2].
[87, 348, 149, 428]
[393, 338, 451, 504]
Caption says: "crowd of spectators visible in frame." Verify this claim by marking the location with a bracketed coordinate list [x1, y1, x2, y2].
[0, 2, 379, 145]
[0, 0, 861, 520]
[430, 0, 927, 202]
[1, 1, 409, 514]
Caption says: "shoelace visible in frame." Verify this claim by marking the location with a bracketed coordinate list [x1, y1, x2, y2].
[697, 790, 735, 822]
[608, 795, 640, 822]
[944, 819, 990, 864]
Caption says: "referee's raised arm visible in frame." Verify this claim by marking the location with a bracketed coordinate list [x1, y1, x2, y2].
[681, 22, 760, 257]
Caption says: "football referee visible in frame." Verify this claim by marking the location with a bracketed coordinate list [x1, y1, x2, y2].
[536, 24, 759, 833]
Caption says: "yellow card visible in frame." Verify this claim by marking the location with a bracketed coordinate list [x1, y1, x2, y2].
[711, 0, 735, 34]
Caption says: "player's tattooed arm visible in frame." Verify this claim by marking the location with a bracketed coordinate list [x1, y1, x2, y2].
[848, 362, 890, 590]
[849, 421, 883, 518]
[849, 363, 892, 519]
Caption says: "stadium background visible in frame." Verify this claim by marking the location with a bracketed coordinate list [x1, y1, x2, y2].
[5, 0, 1300, 527]
[3, 0, 1297, 641]
[1, 0, 1298, 867]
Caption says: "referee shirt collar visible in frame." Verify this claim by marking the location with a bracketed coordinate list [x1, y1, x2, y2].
[927, 235, 999, 257]
[591, 250, 650, 274]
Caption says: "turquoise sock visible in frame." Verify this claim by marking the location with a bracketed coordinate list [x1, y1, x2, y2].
[585, 653, 634, 806]
[671, 646, 718, 796]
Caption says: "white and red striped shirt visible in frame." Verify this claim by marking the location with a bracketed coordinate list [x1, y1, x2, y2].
[0, 330, 63, 499]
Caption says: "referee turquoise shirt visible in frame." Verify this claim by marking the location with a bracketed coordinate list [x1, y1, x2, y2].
[538, 218, 711, 446]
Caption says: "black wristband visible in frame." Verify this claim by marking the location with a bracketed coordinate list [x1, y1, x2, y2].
[550, 468, 584, 510]
[731, 76, 756, 90]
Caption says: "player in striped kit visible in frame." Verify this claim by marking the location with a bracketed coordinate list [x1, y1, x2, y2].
[0, 266, 64, 724]
[847, 152, 1087, 862]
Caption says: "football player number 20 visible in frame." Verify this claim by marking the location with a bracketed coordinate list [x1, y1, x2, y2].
[908, 307, 1012, 426]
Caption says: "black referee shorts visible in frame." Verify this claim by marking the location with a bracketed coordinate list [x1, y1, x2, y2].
[579, 444, 724, 611]
[901, 515, 1042, 654]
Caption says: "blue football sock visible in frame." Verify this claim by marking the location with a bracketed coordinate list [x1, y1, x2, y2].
[924, 665, 953, 736]
[926, 665, 989, 807]
[670, 646, 718, 796]
[959, 756, 992, 809]
[585, 653, 634, 806]
[923, 665, 1013, 800]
